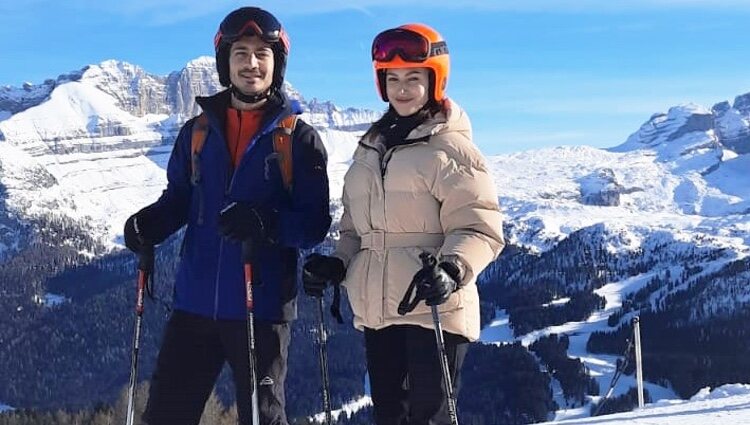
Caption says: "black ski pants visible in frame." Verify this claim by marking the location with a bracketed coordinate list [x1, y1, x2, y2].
[364, 324, 469, 425]
[142, 310, 290, 425]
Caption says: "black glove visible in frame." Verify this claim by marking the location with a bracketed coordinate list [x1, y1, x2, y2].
[218, 202, 276, 243]
[123, 208, 160, 254]
[302, 253, 346, 297]
[416, 262, 462, 306]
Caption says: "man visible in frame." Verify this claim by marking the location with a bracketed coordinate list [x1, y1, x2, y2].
[123, 7, 331, 424]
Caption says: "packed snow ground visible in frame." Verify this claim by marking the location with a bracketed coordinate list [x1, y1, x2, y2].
[311, 396, 372, 423]
[542, 384, 750, 424]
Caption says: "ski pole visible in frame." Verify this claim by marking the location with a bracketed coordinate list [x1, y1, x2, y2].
[126, 244, 153, 425]
[420, 253, 459, 425]
[430, 304, 459, 425]
[242, 240, 261, 425]
[398, 252, 459, 425]
[316, 295, 333, 424]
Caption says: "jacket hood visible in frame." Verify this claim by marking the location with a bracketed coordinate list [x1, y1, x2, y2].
[408, 98, 471, 141]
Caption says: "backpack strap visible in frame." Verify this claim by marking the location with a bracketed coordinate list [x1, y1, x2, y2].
[273, 115, 299, 192]
[190, 112, 298, 192]
[190, 113, 209, 185]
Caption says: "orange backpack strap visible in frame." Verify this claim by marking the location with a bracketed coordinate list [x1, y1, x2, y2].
[190, 113, 209, 185]
[273, 114, 299, 192]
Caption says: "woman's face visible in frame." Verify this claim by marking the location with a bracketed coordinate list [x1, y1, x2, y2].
[385, 68, 430, 116]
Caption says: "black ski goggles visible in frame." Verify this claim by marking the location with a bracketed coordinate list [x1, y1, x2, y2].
[372, 28, 448, 63]
[215, 13, 289, 53]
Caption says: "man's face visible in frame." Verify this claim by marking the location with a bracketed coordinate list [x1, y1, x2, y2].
[228, 35, 275, 96]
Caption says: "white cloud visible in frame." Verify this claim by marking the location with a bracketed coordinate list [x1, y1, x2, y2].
[25, 0, 750, 26]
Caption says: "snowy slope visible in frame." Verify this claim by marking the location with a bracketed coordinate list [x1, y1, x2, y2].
[480, 275, 677, 420]
[0, 70, 84, 117]
[542, 384, 750, 424]
[491, 146, 749, 256]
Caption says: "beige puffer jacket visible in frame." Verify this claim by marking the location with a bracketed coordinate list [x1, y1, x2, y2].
[333, 100, 504, 341]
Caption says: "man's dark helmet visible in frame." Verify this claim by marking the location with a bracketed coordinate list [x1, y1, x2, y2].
[214, 7, 290, 91]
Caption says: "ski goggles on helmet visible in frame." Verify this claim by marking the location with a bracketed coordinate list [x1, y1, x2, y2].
[371, 28, 448, 63]
[214, 9, 290, 53]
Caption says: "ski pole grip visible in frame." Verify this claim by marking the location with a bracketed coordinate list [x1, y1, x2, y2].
[135, 245, 153, 315]
[138, 245, 154, 273]
[398, 277, 421, 315]
[331, 284, 344, 324]
[398, 252, 437, 315]
[419, 251, 437, 270]
[242, 240, 255, 310]
[241, 240, 254, 265]
[138, 245, 155, 301]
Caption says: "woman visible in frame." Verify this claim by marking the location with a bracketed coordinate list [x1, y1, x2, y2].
[303, 23, 504, 424]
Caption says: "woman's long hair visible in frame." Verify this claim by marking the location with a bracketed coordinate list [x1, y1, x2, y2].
[365, 99, 443, 141]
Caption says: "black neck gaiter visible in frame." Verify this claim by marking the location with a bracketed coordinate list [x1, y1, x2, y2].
[377, 106, 434, 149]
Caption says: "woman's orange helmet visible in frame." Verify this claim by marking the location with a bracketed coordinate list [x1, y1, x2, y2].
[372, 23, 450, 103]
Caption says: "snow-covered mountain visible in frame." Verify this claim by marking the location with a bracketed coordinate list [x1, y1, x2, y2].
[6, 57, 745, 260]
[0, 57, 379, 255]
[488, 99, 749, 305]
[479, 94, 750, 420]
[495, 100, 749, 253]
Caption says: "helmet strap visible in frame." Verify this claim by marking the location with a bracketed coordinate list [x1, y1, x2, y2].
[231, 85, 271, 104]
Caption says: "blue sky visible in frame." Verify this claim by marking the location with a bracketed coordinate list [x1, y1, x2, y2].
[1, 1, 750, 155]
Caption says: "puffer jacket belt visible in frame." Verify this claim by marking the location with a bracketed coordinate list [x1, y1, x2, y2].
[359, 231, 445, 251]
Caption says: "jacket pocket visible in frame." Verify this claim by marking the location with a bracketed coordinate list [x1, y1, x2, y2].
[279, 247, 298, 305]
[342, 251, 370, 318]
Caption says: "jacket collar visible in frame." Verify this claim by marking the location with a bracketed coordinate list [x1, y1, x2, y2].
[361, 98, 468, 150]
[195, 89, 302, 137]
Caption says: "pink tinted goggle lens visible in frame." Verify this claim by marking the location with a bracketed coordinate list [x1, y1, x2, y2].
[372, 29, 431, 62]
